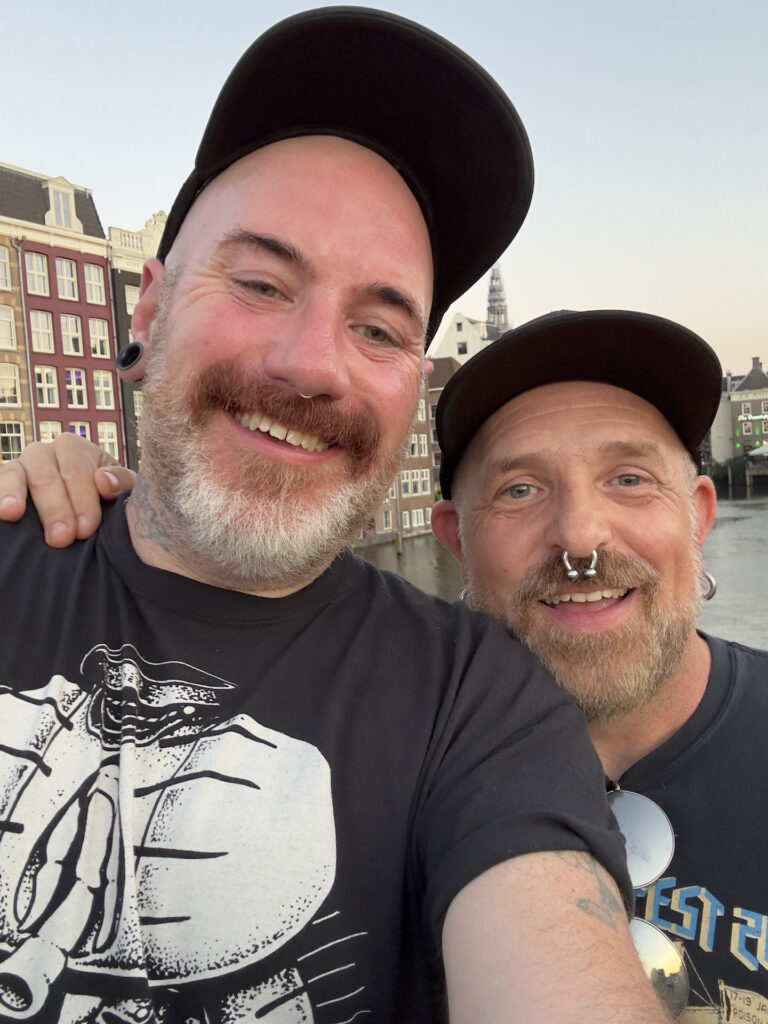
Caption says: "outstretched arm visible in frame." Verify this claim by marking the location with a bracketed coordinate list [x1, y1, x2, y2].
[443, 850, 670, 1023]
[0, 435, 135, 546]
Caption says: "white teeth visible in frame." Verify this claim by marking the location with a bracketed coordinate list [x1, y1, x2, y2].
[545, 588, 627, 606]
[234, 411, 329, 452]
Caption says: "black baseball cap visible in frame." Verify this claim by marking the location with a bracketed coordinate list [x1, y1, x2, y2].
[157, 6, 534, 338]
[437, 309, 723, 498]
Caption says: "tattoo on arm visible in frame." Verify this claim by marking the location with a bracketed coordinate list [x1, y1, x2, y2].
[554, 850, 624, 932]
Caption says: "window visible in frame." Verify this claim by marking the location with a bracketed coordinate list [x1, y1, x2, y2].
[0, 422, 23, 460]
[402, 510, 410, 529]
[69, 421, 90, 440]
[84, 264, 105, 304]
[0, 246, 10, 290]
[457, 341, 467, 355]
[61, 315, 83, 355]
[456, 322, 463, 332]
[98, 421, 119, 457]
[431, 428, 438, 444]
[30, 311, 54, 353]
[409, 433, 418, 457]
[35, 366, 59, 406]
[417, 398, 426, 421]
[401, 470, 410, 496]
[421, 468, 431, 493]
[0, 306, 16, 349]
[743, 421, 753, 436]
[382, 508, 392, 530]
[412, 508, 425, 527]
[432, 450, 441, 466]
[39, 421, 62, 443]
[741, 402, 751, 416]
[762, 401, 768, 415]
[51, 189, 73, 229]
[125, 285, 140, 315]
[410, 469, 421, 494]
[132, 390, 143, 430]
[65, 367, 87, 408]
[425, 507, 432, 525]
[0, 363, 21, 405]
[89, 318, 110, 357]
[93, 370, 115, 409]
[387, 483, 396, 500]
[419, 433, 428, 456]
[56, 258, 78, 300]
[430, 403, 438, 419]
[25, 252, 49, 295]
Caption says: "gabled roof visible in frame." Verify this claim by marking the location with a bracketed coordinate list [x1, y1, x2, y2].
[0, 164, 104, 239]
[734, 359, 768, 392]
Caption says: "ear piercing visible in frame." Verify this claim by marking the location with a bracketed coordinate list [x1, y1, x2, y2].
[115, 342, 144, 372]
[562, 549, 598, 581]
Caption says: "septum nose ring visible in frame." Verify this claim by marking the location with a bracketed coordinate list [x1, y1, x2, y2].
[562, 550, 598, 581]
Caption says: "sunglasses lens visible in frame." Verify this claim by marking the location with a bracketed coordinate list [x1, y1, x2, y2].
[608, 789, 675, 889]
[630, 918, 689, 1018]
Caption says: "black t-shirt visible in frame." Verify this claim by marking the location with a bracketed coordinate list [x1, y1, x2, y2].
[0, 502, 628, 1023]
[623, 634, 768, 1017]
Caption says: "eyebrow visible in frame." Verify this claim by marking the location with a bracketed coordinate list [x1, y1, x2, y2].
[486, 439, 668, 479]
[218, 230, 426, 339]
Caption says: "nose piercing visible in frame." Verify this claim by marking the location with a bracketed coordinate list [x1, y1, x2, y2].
[562, 551, 579, 581]
[298, 392, 313, 399]
[561, 550, 599, 580]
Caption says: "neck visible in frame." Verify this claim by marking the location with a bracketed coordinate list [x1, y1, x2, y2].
[588, 631, 711, 782]
[124, 474, 331, 598]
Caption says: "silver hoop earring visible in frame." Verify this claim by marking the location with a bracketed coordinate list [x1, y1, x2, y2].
[459, 587, 468, 602]
[702, 571, 717, 601]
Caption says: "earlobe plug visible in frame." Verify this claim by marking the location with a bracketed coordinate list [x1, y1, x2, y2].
[115, 342, 145, 382]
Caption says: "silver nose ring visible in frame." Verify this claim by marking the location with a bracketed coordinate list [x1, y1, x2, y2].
[562, 549, 598, 580]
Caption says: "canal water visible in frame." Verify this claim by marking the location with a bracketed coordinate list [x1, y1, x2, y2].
[359, 496, 768, 650]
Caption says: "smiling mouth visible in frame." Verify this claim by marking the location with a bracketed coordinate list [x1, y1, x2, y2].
[233, 410, 330, 452]
[542, 588, 629, 606]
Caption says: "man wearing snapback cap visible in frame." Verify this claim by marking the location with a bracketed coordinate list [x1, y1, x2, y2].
[431, 309, 768, 1018]
[0, 11, 666, 1024]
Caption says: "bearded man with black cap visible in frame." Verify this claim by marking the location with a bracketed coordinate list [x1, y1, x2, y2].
[0, 10, 668, 1024]
[431, 309, 768, 1019]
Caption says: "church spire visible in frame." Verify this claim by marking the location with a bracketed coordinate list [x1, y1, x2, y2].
[486, 264, 509, 333]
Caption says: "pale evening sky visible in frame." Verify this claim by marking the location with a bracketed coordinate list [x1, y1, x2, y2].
[5, 0, 766, 375]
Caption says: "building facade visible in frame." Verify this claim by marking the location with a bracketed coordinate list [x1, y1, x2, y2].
[427, 264, 510, 365]
[0, 164, 123, 461]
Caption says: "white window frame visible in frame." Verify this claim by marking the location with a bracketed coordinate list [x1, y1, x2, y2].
[382, 508, 392, 530]
[743, 421, 753, 436]
[56, 258, 78, 300]
[89, 318, 110, 358]
[0, 246, 10, 290]
[84, 263, 106, 304]
[410, 469, 421, 494]
[93, 369, 115, 409]
[125, 285, 140, 315]
[762, 400, 768, 415]
[61, 314, 83, 356]
[65, 367, 88, 408]
[69, 421, 90, 440]
[409, 433, 418, 457]
[417, 398, 426, 421]
[419, 433, 428, 456]
[402, 510, 410, 530]
[52, 189, 73, 229]
[421, 468, 431, 493]
[0, 421, 24, 460]
[0, 305, 16, 350]
[425, 506, 432, 525]
[741, 402, 751, 416]
[30, 310, 54, 353]
[35, 366, 59, 407]
[412, 508, 425, 527]
[25, 252, 49, 296]
[400, 469, 410, 496]
[39, 421, 62, 443]
[0, 362, 21, 406]
[97, 421, 119, 458]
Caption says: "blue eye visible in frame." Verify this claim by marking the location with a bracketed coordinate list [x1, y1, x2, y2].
[612, 474, 643, 487]
[355, 325, 398, 347]
[504, 483, 537, 499]
[239, 279, 281, 298]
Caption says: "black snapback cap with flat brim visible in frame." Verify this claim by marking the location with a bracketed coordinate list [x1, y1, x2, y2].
[157, 6, 534, 338]
[437, 309, 723, 498]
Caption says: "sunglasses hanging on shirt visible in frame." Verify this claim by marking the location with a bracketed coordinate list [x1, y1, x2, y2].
[608, 787, 689, 1018]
